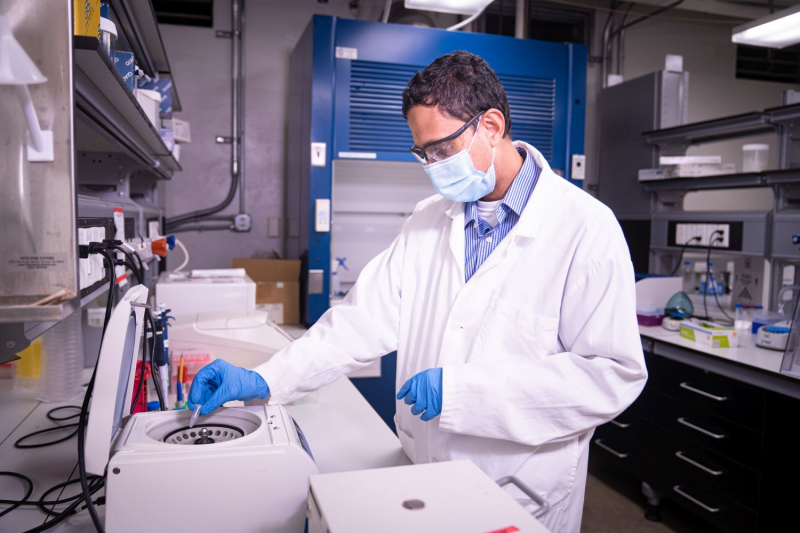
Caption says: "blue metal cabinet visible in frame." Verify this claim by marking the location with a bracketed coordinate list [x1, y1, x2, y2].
[287, 15, 587, 325]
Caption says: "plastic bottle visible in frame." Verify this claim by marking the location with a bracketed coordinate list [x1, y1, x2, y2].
[13, 338, 42, 391]
[707, 262, 717, 294]
[38, 311, 84, 402]
[682, 261, 694, 293]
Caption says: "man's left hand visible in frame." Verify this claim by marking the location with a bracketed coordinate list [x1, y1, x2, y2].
[397, 368, 443, 421]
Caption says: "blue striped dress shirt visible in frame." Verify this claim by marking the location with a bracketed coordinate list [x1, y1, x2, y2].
[464, 149, 541, 282]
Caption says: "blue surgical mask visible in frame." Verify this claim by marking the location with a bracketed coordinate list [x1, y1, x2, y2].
[422, 121, 496, 202]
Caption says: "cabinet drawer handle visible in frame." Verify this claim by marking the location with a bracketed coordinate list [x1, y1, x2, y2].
[675, 451, 723, 476]
[680, 382, 728, 402]
[610, 419, 631, 429]
[673, 485, 720, 513]
[594, 439, 628, 458]
[677, 417, 726, 439]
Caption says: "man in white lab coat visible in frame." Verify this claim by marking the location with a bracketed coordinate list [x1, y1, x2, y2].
[189, 51, 647, 532]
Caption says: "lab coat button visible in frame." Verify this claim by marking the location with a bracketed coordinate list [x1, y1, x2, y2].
[486, 236, 492, 243]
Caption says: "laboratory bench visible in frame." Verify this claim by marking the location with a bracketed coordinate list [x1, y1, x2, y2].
[589, 325, 800, 532]
[0, 370, 409, 532]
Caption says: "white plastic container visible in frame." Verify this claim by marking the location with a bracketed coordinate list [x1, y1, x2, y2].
[99, 17, 117, 60]
[136, 88, 162, 129]
[38, 311, 84, 402]
[742, 144, 769, 172]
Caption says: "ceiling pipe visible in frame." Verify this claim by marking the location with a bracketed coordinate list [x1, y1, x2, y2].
[516, 0, 529, 39]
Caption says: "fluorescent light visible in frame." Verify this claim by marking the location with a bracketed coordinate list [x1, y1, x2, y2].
[732, 3, 800, 49]
[405, 0, 495, 16]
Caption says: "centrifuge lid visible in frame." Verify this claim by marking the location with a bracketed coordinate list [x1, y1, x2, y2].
[85, 285, 149, 476]
[195, 310, 268, 331]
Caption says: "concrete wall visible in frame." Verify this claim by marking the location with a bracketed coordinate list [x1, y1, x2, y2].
[158, 1, 454, 270]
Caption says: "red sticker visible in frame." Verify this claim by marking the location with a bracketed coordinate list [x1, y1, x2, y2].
[485, 527, 519, 533]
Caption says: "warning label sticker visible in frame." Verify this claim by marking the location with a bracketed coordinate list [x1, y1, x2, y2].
[8, 254, 69, 272]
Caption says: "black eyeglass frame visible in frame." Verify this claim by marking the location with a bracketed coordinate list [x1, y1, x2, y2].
[409, 111, 485, 164]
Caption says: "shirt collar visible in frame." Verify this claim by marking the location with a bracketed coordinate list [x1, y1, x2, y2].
[464, 148, 535, 227]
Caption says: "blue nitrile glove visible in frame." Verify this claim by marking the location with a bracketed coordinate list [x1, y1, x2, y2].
[188, 359, 270, 416]
[396, 368, 443, 422]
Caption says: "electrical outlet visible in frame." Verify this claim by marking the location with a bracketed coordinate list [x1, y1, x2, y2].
[267, 217, 281, 238]
[712, 224, 730, 248]
[674, 223, 730, 248]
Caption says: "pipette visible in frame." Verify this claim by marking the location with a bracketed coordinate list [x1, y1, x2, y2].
[189, 405, 202, 429]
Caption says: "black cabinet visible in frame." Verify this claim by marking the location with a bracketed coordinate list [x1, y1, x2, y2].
[590, 347, 800, 532]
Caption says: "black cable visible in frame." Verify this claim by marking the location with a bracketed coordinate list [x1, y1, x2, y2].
[6, 249, 115, 531]
[116, 257, 143, 285]
[47, 406, 81, 422]
[146, 309, 167, 411]
[12, 406, 82, 449]
[14, 424, 78, 450]
[75, 250, 116, 533]
[36, 476, 103, 517]
[702, 232, 724, 322]
[669, 236, 702, 276]
[0, 475, 102, 515]
[0, 472, 33, 519]
[116, 246, 145, 284]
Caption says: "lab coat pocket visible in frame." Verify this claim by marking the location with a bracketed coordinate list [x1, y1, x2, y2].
[396, 424, 416, 463]
[470, 296, 559, 364]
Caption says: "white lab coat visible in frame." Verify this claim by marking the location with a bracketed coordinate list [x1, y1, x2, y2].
[255, 142, 647, 532]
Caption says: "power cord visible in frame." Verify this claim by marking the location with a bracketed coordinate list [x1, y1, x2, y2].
[0, 472, 33, 519]
[145, 308, 167, 411]
[670, 235, 702, 276]
[702, 232, 734, 325]
[0, 472, 104, 520]
[75, 248, 115, 533]
[14, 406, 81, 449]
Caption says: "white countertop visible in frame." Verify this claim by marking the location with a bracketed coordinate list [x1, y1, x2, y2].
[0, 371, 409, 531]
[639, 325, 785, 374]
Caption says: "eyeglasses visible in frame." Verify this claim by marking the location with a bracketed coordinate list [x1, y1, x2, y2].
[410, 112, 484, 164]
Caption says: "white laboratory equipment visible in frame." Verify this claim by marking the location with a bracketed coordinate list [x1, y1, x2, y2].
[307, 460, 550, 533]
[755, 321, 792, 350]
[84, 285, 318, 532]
[155, 269, 256, 317]
[168, 309, 293, 370]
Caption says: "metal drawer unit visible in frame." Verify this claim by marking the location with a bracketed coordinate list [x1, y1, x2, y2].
[662, 474, 758, 533]
[590, 342, 800, 532]
[645, 353, 766, 431]
[637, 415, 759, 508]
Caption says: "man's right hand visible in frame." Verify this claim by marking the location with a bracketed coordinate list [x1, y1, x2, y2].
[188, 359, 270, 416]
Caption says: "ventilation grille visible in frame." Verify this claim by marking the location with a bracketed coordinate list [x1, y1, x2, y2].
[348, 60, 556, 160]
[500, 73, 556, 160]
[349, 62, 418, 153]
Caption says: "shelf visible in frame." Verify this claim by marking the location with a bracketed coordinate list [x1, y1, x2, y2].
[74, 36, 180, 179]
[643, 112, 774, 147]
[108, 0, 181, 111]
[642, 168, 800, 192]
[0, 255, 157, 345]
[765, 102, 800, 124]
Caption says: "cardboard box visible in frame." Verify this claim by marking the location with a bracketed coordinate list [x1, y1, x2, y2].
[680, 320, 739, 348]
[136, 78, 173, 118]
[74, 0, 100, 37]
[113, 51, 135, 92]
[233, 259, 301, 324]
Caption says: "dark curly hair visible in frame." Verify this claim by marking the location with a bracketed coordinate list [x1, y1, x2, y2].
[402, 50, 511, 137]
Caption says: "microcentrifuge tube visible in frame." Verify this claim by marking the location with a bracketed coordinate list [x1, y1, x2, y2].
[189, 405, 202, 429]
